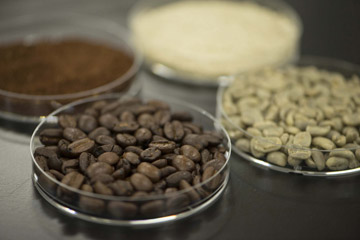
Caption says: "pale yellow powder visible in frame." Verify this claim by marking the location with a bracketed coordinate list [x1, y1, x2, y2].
[131, 0, 300, 79]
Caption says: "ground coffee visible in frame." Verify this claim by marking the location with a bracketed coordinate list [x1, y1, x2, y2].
[0, 39, 133, 95]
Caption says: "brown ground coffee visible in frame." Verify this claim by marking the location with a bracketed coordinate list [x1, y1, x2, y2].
[0, 39, 134, 95]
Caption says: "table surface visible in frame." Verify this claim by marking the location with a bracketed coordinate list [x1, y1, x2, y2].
[1, 0, 360, 239]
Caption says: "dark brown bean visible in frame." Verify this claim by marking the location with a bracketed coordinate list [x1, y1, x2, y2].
[152, 159, 167, 168]
[91, 100, 107, 110]
[61, 159, 79, 174]
[86, 162, 114, 178]
[107, 201, 137, 218]
[135, 128, 153, 145]
[133, 105, 157, 115]
[166, 194, 190, 212]
[164, 187, 178, 195]
[120, 111, 136, 122]
[202, 166, 222, 190]
[79, 196, 105, 215]
[93, 144, 123, 157]
[140, 147, 162, 162]
[164, 120, 184, 142]
[138, 113, 156, 129]
[162, 153, 177, 161]
[63, 127, 87, 142]
[113, 121, 139, 133]
[137, 162, 161, 182]
[130, 173, 153, 192]
[213, 151, 226, 162]
[93, 181, 113, 195]
[202, 159, 225, 171]
[182, 134, 205, 150]
[123, 152, 140, 165]
[116, 133, 137, 147]
[35, 155, 49, 171]
[95, 135, 115, 145]
[58, 114, 77, 128]
[88, 127, 110, 140]
[149, 140, 176, 153]
[58, 139, 74, 157]
[67, 138, 95, 155]
[112, 168, 126, 180]
[98, 152, 120, 165]
[201, 133, 222, 146]
[79, 152, 96, 173]
[154, 179, 167, 190]
[171, 111, 193, 122]
[124, 146, 143, 155]
[180, 145, 201, 162]
[81, 184, 93, 192]
[39, 128, 63, 145]
[35, 147, 62, 171]
[179, 179, 201, 202]
[60, 171, 85, 194]
[140, 200, 165, 217]
[160, 166, 177, 178]
[172, 155, 195, 172]
[201, 149, 212, 164]
[166, 171, 192, 187]
[90, 173, 114, 184]
[154, 110, 171, 126]
[182, 122, 202, 134]
[147, 100, 170, 110]
[83, 107, 98, 117]
[78, 114, 98, 133]
[109, 180, 134, 196]
[49, 169, 64, 181]
[131, 191, 149, 199]
[99, 113, 119, 129]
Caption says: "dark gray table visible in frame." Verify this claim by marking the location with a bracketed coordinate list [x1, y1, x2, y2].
[1, 1, 360, 239]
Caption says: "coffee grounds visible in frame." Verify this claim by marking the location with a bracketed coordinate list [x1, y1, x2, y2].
[0, 39, 134, 95]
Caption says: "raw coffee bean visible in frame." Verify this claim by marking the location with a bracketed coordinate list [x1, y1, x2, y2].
[172, 155, 195, 171]
[61, 159, 79, 174]
[98, 152, 120, 165]
[58, 114, 77, 128]
[154, 110, 171, 126]
[130, 173, 154, 192]
[63, 127, 87, 142]
[135, 128, 153, 145]
[152, 159, 167, 168]
[160, 166, 177, 178]
[326, 157, 349, 170]
[138, 113, 156, 129]
[179, 179, 201, 202]
[81, 184, 93, 192]
[35, 155, 49, 171]
[78, 114, 98, 133]
[123, 152, 140, 165]
[149, 140, 176, 153]
[124, 146, 143, 155]
[86, 162, 114, 178]
[112, 168, 126, 180]
[120, 111, 136, 122]
[90, 173, 114, 184]
[93, 144, 123, 157]
[39, 128, 63, 145]
[93, 181, 113, 195]
[201, 149, 212, 164]
[49, 169, 64, 181]
[147, 100, 170, 110]
[109, 180, 134, 196]
[137, 162, 161, 182]
[140, 147, 162, 161]
[164, 121, 185, 141]
[171, 111, 193, 122]
[180, 145, 201, 162]
[182, 134, 205, 150]
[140, 200, 165, 217]
[79, 196, 105, 215]
[166, 194, 190, 212]
[107, 201, 137, 218]
[166, 171, 192, 187]
[116, 133, 137, 147]
[95, 135, 115, 145]
[266, 151, 287, 167]
[79, 152, 96, 173]
[99, 113, 119, 129]
[67, 138, 95, 155]
[312, 137, 336, 150]
[88, 127, 110, 140]
[113, 121, 139, 133]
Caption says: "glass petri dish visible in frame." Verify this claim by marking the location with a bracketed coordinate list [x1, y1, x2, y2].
[0, 13, 142, 125]
[30, 94, 231, 226]
[217, 56, 360, 177]
[128, 0, 302, 87]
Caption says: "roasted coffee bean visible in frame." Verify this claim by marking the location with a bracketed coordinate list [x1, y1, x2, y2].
[154, 110, 172, 126]
[107, 201, 137, 218]
[135, 128, 153, 145]
[35, 155, 49, 171]
[109, 180, 134, 196]
[113, 121, 139, 133]
[152, 159, 167, 168]
[88, 127, 111, 140]
[123, 152, 140, 165]
[193, 175, 201, 186]
[179, 179, 201, 202]
[140, 147, 162, 161]
[182, 134, 205, 150]
[154, 179, 167, 190]
[120, 111, 136, 122]
[171, 111, 193, 122]
[166, 194, 190, 211]
[182, 122, 202, 134]
[160, 166, 177, 178]
[58, 139, 74, 157]
[40, 128, 63, 146]
[138, 113, 156, 129]
[202, 166, 222, 190]
[58, 114, 77, 128]
[166, 171, 192, 187]
[164, 187, 178, 195]
[35, 147, 62, 171]
[131, 191, 149, 199]
[99, 113, 119, 129]
[63, 127, 87, 142]
[150, 124, 164, 136]
[79, 196, 105, 215]
[130, 173, 153, 192]
[84, 107, 98, 117]
[95, 135, 115, 145]
[164, 120, 184, 141]
[180, 145, 201, 162]
[98, 152, 119, 165]
[67, 138, 95, 155]
[194, 164, 201, 176]
[81, 184, 93, 192]
[93, 181, 113, 195]
[78, 114, 98, 133]
[49, 169, 64, 181]
[202, 132, 223, 146]
[91, 100, 107, 110]
[149, 140, 176, 153]
[152, 135, 167, 141]
[61, 159, 79, 174]
[172, 155, 195, 171]
[60, 172, 85, 194]
[116, 133, 137, 147]
[86, 162, 114, 178]
[201, 149, 212, 164]
[93, 144, 123, 157]
[140, 200, 165, 217]
[121, 159, 132, 174]
[162, 153, 177, 161]
[112, 168, 126, 180]
[124, 146, 143, 155]
[202, 159, 225, 171]
[100, 100, 124, 114]
[147, 100, 170, 110]
[79, 152, 96, 173]
[90, 173, 114, 184]
[133, 104, 157, 115]
[137, 162, 161, 182]
[213, 152, 226, 162]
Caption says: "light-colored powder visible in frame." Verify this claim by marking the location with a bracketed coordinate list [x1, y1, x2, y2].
[131, 0, 300, 79]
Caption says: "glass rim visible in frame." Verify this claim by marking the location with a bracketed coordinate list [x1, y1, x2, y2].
[30, 93, 231, 202]
[0, 12, 143, 101]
